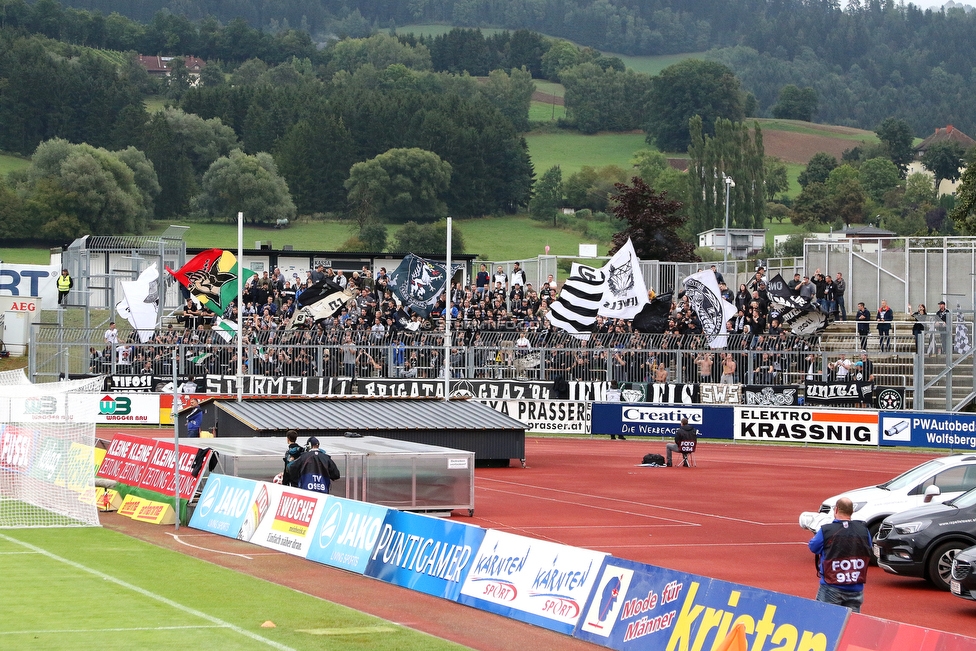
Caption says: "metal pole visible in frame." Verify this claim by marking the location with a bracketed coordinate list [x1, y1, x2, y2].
[444, 217, 452, 401]
[723, 175, 734, 272]
[237, 212, 244, 404]
[172, 348, 180, 530]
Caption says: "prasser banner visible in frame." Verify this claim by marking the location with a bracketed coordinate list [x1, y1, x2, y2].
[476, 399, 591, 434]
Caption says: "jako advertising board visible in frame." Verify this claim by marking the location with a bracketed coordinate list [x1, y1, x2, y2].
[734, 407, 878, 445]
[458, 529, 607, 635]
[364, 509, 486, 600]
[305, 496, 390, 574]
[591, 403, 733, 439]
[574, 557, 850, 651]
[188, 474, 261, 538]
[879, 411, 976, 450]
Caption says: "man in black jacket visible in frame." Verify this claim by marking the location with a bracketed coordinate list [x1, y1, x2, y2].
[281, 430, 303, 486]
[287, 436, 340, 494]
[666, 418, 697, 467]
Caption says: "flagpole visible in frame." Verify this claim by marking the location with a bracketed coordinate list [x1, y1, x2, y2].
[443, 217, 452, 402]
[237, 211, 243, 404]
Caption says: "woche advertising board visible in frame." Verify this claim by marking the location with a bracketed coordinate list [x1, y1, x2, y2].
[244, 482, 327, 557]
[573, 557, 850, 651]
[458, 529, 607, 635]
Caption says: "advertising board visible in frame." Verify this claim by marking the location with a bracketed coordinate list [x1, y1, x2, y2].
[66, 394, 162, 424]
[734, 407, 878, 445]
[0, 263, 59, 309]
[477, 399, 591, 434]
[459, 529, 607, 635]
[247, 483, 326, 557]
[189, 474, 260, 538]
[574, 558, 849, 651]
[591, 404, 733, 439]
[305, 496, 390, 574]
[364, 509, 485, 600]
[879, 411, 976, 450]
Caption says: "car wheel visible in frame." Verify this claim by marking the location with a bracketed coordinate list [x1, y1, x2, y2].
[926, 542, 966, 591]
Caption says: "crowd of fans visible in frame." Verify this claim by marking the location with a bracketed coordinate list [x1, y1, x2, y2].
[84, 262, 928, 386]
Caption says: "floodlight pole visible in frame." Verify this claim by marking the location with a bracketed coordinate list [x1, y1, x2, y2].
[723, 175, 735, 274]
[443, 217, 452, 402]
[237, 211, 243, 404]
[172, 348, 180, 531]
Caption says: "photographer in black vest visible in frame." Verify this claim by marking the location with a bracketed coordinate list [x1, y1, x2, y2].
[808, 496, 872, 612]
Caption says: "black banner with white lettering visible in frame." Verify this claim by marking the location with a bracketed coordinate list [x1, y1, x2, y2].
[646, 383, 700, 405]
[204, 375, 352, 395]
[102, 375, 206, 393]
[743, 385, 800, 406]
[803, 380, 874, 406]
[359, 379, 553, 400]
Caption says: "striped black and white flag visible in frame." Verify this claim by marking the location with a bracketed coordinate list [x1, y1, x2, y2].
[546, 263, 606, 338]
[683, 269, 737, 348]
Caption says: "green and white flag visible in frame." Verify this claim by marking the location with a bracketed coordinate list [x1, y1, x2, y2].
[213, 316, 238, 342]
[191, 352, 211, 364]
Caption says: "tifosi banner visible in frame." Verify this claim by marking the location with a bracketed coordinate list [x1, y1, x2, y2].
[459, 529, 607, 635]
[573, 557, 849, 650]
[477, 399, 591, 434]
[734, 407, 878, 445]
[364, 509, 486, 600]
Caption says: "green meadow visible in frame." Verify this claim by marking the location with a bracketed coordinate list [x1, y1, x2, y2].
[524, 131, 648, 177]
[0, 527, 465, 651]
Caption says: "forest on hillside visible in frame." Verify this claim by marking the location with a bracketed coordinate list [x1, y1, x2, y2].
[43, 0, 976, 135]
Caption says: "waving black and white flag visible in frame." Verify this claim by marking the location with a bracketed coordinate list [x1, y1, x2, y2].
[116, 263, 160, 343]
[765, 273, 829, 336]
[683, 270, 737, 348]
[389, 254, 462, 318]
[546, 263, 606, 338]
[599, 239, 649, 320]
[288, 278, 350, 329]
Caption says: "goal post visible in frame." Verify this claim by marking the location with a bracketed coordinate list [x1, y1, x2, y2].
[0, 411, 100, 529]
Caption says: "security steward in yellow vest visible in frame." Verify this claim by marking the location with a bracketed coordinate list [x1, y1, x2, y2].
[57, 268, 73, 306]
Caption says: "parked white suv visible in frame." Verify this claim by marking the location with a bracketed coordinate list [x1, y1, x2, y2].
[799, 454, 976, 536]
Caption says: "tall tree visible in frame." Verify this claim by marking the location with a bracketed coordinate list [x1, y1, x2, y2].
[921, 141, 966, 194]
[344, 147, 452, 224]
[771, 85, 817, 121]
[274, 109, 354, 214]
[949, 151, 976, 234]
[191, 149, 296, 224]
[644, 60, 743, 152]
[875, 117, 915, 176]
[687, 116, 766, 235]
[609, 177, 696, 262]
[798, 152, 839, 188]
[529, 165, 562, 225]
[859, 157, 901, 204]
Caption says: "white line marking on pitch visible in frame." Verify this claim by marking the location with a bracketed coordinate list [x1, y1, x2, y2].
[476, 485, 702, 526]
[477, 478, 768, 525]
[167, 533, 254, 559]
[0, 533, 296, 651]
[607, 541, 807, 549]
[0, 625, 229, 635]
[0, 551, 40, 554]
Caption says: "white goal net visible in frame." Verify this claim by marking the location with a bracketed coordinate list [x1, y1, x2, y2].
[0, 380, 101, 528]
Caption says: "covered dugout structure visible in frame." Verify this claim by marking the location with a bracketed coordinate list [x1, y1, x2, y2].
[208, 398, 526, 465]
